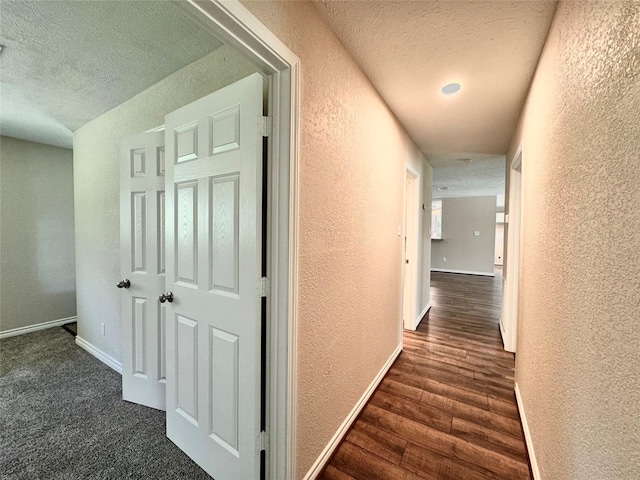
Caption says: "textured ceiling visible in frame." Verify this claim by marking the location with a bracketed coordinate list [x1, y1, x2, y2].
[432, 154, 505, 198]
[313, 0, 557, 161]
[0, 0, 224, 148]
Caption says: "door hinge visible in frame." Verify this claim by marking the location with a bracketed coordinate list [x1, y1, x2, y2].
[261, 115, 272, 137]
[257, 430, 269, 452]
[258, 277, 270, 298]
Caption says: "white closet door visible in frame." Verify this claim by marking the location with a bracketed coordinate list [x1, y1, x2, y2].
[119, 131, 167, 411]
[164, 73, 263, 480]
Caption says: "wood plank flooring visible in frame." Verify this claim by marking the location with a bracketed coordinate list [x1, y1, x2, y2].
[319, 269, 532, 480]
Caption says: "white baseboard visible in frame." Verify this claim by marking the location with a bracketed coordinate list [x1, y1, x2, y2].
[302, 343, 403, 480]
[0, 316, 77, 339]
[75, 335, 123, 374]
[499, 319, 507, 348]
[431, 268, 495, 277]
[499, 318, 516, 353]
[515, 382, 540, 480]
[414, 303, 431, 329]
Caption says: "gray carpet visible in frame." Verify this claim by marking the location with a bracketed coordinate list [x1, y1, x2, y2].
[0, 327, 211, 479]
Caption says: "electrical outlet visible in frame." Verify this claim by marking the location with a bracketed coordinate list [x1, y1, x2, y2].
[100, 323, 106, 335]
[442, 257, 447, 262]
[474, 231, 480, 236]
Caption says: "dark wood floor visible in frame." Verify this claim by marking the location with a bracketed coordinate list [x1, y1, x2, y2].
[320, 268, 532, 480]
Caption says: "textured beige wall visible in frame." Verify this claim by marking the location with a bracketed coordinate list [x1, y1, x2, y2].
[431, 196, 497, 275]
[506, 2, 640, 479]
[73, 46, 260, 360]
[241, 1, 428, 477]
[0, 136, 76, 331]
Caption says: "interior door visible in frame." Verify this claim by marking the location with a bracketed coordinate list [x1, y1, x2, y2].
[403, 172, 417, 329]
[119, 131, 167, 411]
[164, 73, 264, 480]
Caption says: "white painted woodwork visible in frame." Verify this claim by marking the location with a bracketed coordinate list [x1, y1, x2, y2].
[158, 190, 166, 274]
[158, 146, 166, 176]
[0, 316, 77, 340]
[176, 122, 199, 163]
[502, 146, 523, 353]
[176, 181, 199, 285]
[403, 169, 419, 330]
[120, 131, 167, 410]
[165, 73, 263, 480]
[133, 298, 147, 376]
[176, 315, 199, 423]
[132, 193, 147, 272]
[211, 175, 239, 294]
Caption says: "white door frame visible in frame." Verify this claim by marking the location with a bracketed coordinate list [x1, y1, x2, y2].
[403, 166, 420, 330]
[501, 143, 523, 353]
[176, 1, 300, 478]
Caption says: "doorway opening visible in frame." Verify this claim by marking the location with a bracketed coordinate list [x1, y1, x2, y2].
[2, 0, 300, 477]
[125, 2, 300, 478]
[403, 167, 420, 330]
[501, 145, 523, 353]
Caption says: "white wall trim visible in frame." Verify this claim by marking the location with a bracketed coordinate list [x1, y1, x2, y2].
[75, 335, 123, 374]
[414, 303, 431, 329]
[515, 382, 540, 480]
[302, 343, 403, 480]
[431, 268, 495, 277]
[0, 316, 77, 339]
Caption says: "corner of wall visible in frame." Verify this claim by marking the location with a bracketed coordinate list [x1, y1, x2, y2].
[301, 343, 402, 480]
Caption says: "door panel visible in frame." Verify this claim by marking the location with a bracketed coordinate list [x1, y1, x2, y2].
[176, 314, 199, 424]
[132, 297, 147, 376]
[158, 305, 167, 382]
[175, 181, 199, 285]
[165, 73, 263, 480]
[210, 174, 239, 294]
[158, 190, 166, 274]
[120, 131, 166, 411]
[210, 326, 239, 452]
[132, 192, 147, 272]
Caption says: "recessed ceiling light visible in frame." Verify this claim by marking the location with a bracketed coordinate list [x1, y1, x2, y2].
[441, 83, 461, 95]
[436, 186, 449, 191]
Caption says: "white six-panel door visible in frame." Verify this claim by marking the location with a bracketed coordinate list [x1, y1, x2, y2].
[119, 131, 167, 411]
[164, 73, 264, 480]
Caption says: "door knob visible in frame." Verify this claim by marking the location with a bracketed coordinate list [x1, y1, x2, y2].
[117, 279, 131, 289]
[159, 292, 174, 303]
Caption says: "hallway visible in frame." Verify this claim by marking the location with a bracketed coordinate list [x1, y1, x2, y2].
[320, 270, 531, 480]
